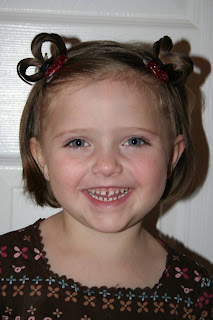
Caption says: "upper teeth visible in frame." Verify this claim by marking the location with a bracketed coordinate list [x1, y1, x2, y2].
[87, 187, 129, 202]
[88, 188, 128, 196]
[88, 188, 129, 202]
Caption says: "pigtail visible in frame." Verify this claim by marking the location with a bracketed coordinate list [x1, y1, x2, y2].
[17, 33, 67, 84]
[153, 36, 193, 86]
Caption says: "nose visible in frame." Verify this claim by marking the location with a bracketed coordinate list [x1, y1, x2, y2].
[91, 148, 123, 177]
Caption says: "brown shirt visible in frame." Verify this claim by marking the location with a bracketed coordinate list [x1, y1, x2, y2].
[0, 219, 213, 319]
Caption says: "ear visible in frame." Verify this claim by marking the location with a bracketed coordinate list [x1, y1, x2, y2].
[168, 134, 185, 178]
[30, 137, 50, 181]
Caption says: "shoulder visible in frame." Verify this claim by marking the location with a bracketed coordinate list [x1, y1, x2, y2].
[168, 243, 212, 283]
[0, 219, 42, 245]
[0, 219, 43, 276]
[162, 240, 213, 315]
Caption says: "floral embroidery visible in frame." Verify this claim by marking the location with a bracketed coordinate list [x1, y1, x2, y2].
[0, 246, 7, 257]
[23, 235, 31, 241]
[201, 277, 211, 288]
[196, 292, 213, 309]
[174, 294, 183, 303]
[151, 291, 159, 301]
[126, 290, 135, 300]
[13, 284, 24, 297]
[199, 310, 208, 319]
[71, 282, 80, 292]
[114, 290, 124, 299]
[14, 246, 28, 259]
[137, 301, 149, 313]
[173, 255, 180, 261]
[45, 276, 56, 285]
[99, 288, 111, 298]
[184, 297, 194, 307]
[34, 248, 45, 260]
[1, 221, 213, 318]
[27, 306, 37, 315]
[47, 286, 60, 298]
[5, 306, 12, 314]
[6, 275, 16, 284]
[83, 295, 96, 307]
[120, 300, 132, 312]
[175, 267, 189, 279]
[83, 289, 95, 296]
[58, 278, 68, 288]
[32, 275, 43, 284]
[162, 293, 171, 302]
[183, 307, 195, 319]
[153, 301, 164, 313]
[53, 308, 63, 318]
[139, 291, 148, 301]
[169, 303, 179, 315]
[102, 298, 115, 310]
[181, 285, 193, 294]
[1, 284, 7, 296]
[65, 290, 78, 302]
[165, 265, 170, 277]
[19, 275, 29, 284]
[194, 270, 202, 282]
[30, 284, 42, 296]
[12, 265, 25, 273]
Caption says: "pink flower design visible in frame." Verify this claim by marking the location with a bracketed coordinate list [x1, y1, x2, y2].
[12, 265, 25, 273]
[165, 265, 170, 277]
[34, 248, 45, 260]
[194, 270, 202, 282]
[175, 267, 189, 279]
[0, 246, 7, 257]
[14, 246, 28, 259]
[196, 292, 213, 309]
[181, 285, 193, 294]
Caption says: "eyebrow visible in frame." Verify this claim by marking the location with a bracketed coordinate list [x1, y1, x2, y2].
[52, 129, 96, 140]
[52, 127, 159, 141]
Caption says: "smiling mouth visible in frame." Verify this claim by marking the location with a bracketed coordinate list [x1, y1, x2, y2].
[87, 187, 129, 202]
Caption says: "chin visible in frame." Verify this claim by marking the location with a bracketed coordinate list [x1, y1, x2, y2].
[85, 218, 133, 234]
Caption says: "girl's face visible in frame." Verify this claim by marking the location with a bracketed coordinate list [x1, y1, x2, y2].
[31, 79, 184, 233]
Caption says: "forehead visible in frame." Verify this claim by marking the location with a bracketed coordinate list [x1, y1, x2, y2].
[44, 79, 170, 141]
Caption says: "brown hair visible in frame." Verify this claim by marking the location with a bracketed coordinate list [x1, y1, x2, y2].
[18, 33, 194, 207]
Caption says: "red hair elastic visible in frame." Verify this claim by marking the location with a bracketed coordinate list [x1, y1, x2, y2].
[44, 55, 68, 80]
[145, 59, 169, 84]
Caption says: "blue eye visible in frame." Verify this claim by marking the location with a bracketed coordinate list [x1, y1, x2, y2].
[68, 139, 89, 147]
[124, 137, 146, 147]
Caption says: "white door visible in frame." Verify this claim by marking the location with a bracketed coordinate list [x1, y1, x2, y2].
[0, 0, 212, 269]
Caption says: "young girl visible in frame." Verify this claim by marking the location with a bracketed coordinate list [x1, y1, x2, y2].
[0, 33, 212, 319]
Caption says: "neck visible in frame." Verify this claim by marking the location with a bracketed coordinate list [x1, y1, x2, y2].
[60, 211, 147, 262]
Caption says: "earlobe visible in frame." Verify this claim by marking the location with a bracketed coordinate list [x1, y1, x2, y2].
[168, 135, 185, 178]
[30, 137, 50, 181]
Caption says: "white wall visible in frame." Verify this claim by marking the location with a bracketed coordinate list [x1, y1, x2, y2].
[0, 0, 212, 268]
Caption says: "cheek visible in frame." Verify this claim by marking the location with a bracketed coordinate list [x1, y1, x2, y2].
[47, 156, 87, 191]
[131, 154, 169, 190]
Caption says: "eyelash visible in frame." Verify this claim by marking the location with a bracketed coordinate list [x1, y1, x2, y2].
[66, 139, 89, 148]
[123, 137, 148, 148]
[66, 137, 148, 149]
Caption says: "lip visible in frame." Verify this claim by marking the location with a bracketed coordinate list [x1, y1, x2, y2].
[83, 187, 133, 208]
